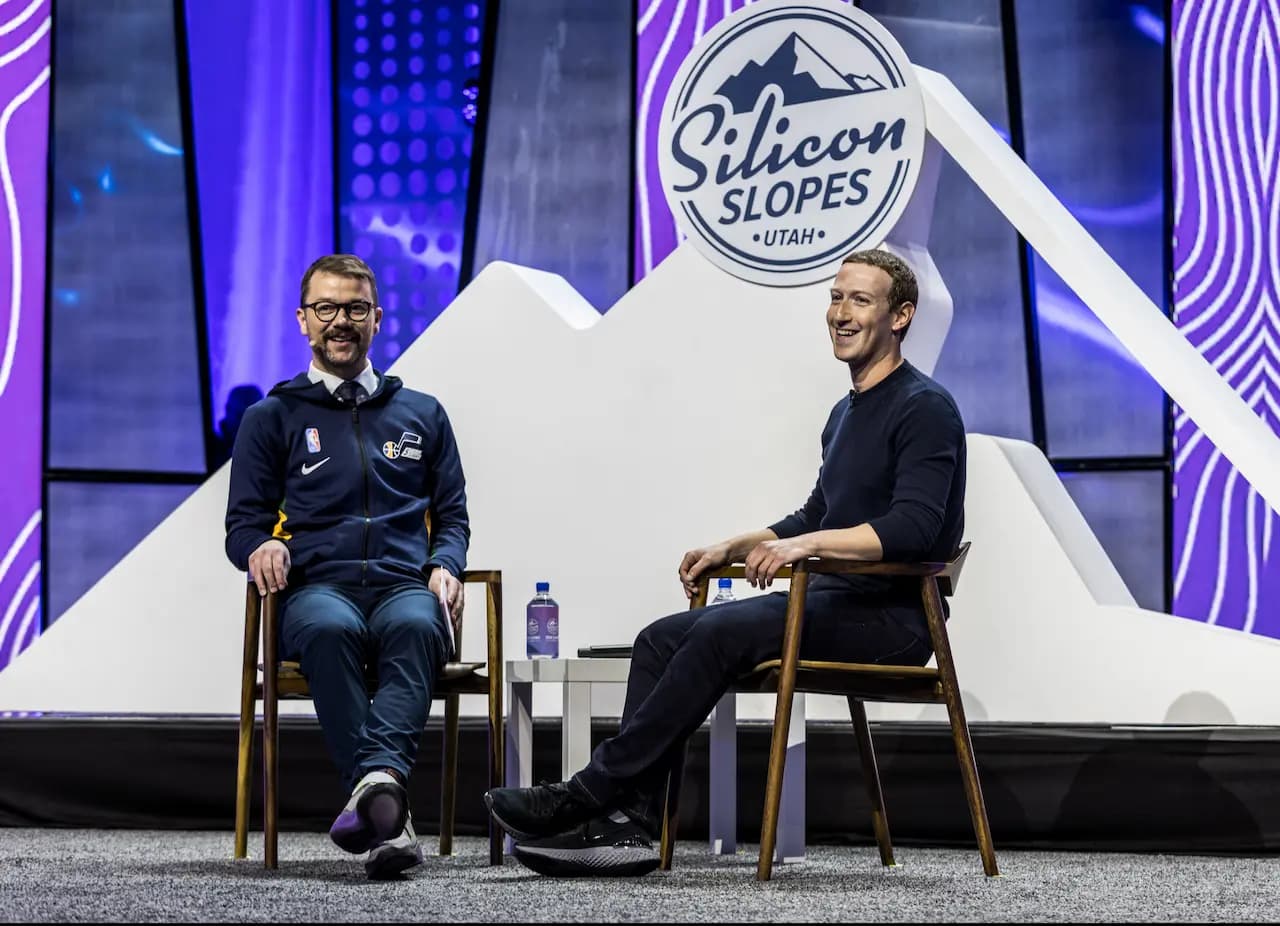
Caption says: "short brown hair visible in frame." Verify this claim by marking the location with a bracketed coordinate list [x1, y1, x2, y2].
[299, 254, 379, 307]
[840, 249, 917, 340]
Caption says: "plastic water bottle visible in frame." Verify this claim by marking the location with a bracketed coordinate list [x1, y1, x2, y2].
[711, 577, 735, 605]
[526, 581, 559, 659]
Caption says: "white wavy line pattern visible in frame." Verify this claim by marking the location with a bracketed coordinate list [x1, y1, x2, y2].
[0, 0, 43, 38]
[634, 0, 751, 280]
[1173, 0, 1280, 636]
[0, 0, 50, 670]
[0, 64, 49, 398]
[0, 561, 38, 666]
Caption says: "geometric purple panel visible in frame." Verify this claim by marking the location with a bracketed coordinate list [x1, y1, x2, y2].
[0, 1, 51, 671]
[1172, 0, 1280, 634]
[633, 0, 752, 281]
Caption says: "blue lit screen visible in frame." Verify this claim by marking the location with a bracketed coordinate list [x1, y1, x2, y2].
[1017, 0, 1167, 458]
[47, 0, 205, 473]
[47, 482, 197, 622]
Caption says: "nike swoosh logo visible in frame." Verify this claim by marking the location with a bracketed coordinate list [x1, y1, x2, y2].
[301, 457, 331, 476]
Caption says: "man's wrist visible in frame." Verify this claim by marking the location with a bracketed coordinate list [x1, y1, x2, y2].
[425, 563, 454, 587]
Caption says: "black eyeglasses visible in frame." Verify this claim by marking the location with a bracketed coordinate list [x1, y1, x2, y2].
[303, 300, 374, 322]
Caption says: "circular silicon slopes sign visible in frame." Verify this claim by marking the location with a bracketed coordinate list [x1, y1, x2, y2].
[659, 0, 925, 287]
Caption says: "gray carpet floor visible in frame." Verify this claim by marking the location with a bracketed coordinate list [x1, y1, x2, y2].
[1, 829, 1278, 922]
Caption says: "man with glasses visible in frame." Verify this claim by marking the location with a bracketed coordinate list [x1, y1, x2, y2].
[225, 254, 469, 879]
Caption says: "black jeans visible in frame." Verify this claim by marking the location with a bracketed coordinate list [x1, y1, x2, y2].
[572, 577, 932, 823]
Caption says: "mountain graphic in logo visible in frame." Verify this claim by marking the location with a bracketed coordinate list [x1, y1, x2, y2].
[715, 32, 886, 114]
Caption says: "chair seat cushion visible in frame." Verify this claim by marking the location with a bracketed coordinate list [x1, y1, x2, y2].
[265, 661, 487, 699]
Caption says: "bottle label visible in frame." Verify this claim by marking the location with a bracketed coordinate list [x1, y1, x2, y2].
[527, 604, 559, 658]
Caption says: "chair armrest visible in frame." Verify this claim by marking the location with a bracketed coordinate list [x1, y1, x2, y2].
[696, 542, 970, 597]
[460, 570, 503, 671]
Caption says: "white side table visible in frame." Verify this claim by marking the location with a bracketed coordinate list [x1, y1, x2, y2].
[504, 657, 805, 862]
[708, 690, 806, 862]
[504, 657, 632, 792]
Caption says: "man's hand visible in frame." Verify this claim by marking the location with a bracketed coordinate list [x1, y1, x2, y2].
[743, 536, 814, 589]
[678, 542, 732, 600]
[429, 566, 464, 642]
[248, 539, 291, 596]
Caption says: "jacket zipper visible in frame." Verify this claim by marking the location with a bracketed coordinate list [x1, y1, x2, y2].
[352, 405, 371, 585]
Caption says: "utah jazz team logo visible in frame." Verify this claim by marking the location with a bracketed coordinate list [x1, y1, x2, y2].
[658, 0, 924, 286]
[382, 431, 423, 461]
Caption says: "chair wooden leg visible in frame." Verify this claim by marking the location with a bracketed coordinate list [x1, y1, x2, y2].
[262, 592, 280, 871]
[847, 697, 894, 867]
[759, 693, 796, 882]
[440, 693, 460, 857]
[659, 743, 689, 871]
[485, 575, 505, 866]
[758, 564, 808, 882]
[942, 702, 999, 876]
[664, 573, 708, 869]
[922, 577, 998, 877]
[486, 699, 504, 866]
[235, 585, 261, 860]
[234, 695, 254, 861]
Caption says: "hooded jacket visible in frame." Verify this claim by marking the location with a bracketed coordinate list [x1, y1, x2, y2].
[224, 371, 469, 590]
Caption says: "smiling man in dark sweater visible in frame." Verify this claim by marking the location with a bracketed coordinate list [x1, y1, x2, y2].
[225, 254, 468, 879]
[485, 249, 966, 877]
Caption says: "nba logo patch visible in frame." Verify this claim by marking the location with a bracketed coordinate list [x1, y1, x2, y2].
[305, 428, 322, 453]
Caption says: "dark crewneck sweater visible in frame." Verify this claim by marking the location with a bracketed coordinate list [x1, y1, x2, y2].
[768, 361, 966, 603]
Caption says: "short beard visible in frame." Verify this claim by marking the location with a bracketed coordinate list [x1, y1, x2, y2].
[315, 338, 366, 375]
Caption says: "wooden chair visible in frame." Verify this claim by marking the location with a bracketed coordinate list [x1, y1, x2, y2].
[658, 542, 997, 881]
[233, 571, 504, 869]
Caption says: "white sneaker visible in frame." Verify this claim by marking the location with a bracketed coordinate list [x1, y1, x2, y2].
[365, 813, 424, 879]
[329, 770, 408, 854]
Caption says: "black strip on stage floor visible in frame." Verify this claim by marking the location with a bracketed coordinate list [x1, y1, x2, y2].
[2, 717, 1280, 853]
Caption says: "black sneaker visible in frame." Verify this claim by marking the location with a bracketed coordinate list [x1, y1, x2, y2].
[483, 780, 603, 841]
[512, 814, 661, 878]
[616, 789, 663, 841]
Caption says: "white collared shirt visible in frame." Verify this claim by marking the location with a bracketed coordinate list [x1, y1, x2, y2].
[308, 361, 379, 399]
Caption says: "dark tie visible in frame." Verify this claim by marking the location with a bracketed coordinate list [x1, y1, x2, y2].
[335, 380, 368, 405]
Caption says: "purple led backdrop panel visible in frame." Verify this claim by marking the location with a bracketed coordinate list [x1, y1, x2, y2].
[0, 1, 50, 670]
[1172, 0, 1280, 635]
[634, 0, 752, 281]
[335, 0, 486, 369]
[186, 0, 334, 466]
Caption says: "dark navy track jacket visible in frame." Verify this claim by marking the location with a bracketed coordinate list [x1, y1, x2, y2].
[224, 372, 469, 589]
